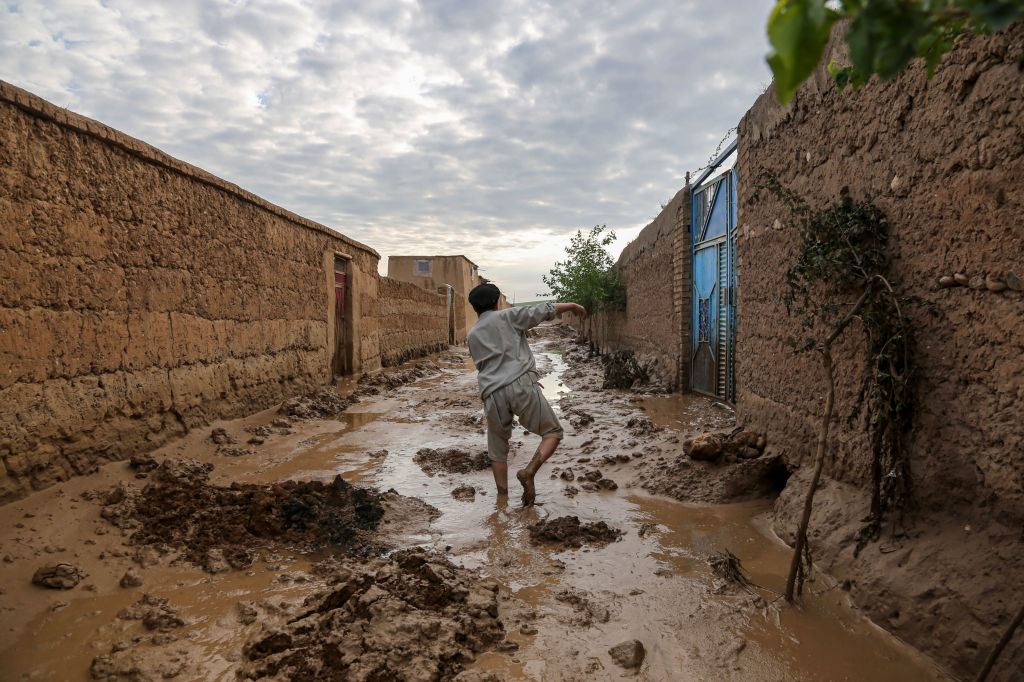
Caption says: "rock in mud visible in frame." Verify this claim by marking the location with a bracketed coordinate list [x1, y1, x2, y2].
[119, 569, 143, 588]
[609, 639, 646, 669]
[32, 563, 84, 589]
[451, 484, 476, 501]
[238, 548, 504, 681]
[528, 516, 622, 549]
[685, 433, 723, 462]
[414, 447, 491, 476]
[100, 459, 386, 571]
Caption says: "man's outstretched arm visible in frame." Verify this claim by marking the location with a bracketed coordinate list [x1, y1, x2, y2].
[554, 303, 587, 318]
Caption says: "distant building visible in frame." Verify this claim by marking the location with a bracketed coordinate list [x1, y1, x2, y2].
[388, 255, 481, 343]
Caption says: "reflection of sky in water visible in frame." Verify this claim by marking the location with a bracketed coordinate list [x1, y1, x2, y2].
[534, 350, 568, 411]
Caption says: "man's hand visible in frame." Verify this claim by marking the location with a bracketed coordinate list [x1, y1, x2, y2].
[555, 302, 587, 318]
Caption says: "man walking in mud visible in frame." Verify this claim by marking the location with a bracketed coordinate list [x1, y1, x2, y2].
[466, 283, 586, 505]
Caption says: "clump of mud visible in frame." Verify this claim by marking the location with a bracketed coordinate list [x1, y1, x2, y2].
[280, 387, 356, 419]
[638, 454, 789, 504]
[357, 360, 441, 394]
[451, 484, 476, 501]
[528, 516, 622, 549]
[414, 447, 491, 476]
[100, 459, 385, 571]
[239, 548, 505, 681]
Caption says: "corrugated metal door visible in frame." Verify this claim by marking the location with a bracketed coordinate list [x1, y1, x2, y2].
[691, 160, 737, 402]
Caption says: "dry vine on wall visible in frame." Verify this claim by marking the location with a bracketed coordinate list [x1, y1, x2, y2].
[752, 177, 916, 602]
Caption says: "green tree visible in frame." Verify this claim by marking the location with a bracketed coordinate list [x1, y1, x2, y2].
[541, 225, 626, 313]
[767, 0, 1024, 104]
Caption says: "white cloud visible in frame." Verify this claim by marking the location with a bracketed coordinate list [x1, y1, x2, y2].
[0, 0, 773, 297]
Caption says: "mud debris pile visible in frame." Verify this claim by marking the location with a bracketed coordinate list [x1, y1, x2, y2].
[239, 548, 505, 681]
[528, 516, 623, 549]
[451, 484, 477, 501]
[414, 447, 491, 476]
[99, 459, 385, 571]
[279, 387, 356, 419]
[357, 360, 441, 393]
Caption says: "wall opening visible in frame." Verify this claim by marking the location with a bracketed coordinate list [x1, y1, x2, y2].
[332, 256, 353, 377]
[443, 284, 455, 345]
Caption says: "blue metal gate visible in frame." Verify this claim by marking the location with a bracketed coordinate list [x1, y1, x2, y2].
[690, 139, 738, 402]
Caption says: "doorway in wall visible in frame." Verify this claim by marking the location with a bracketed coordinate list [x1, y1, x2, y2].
[690, 139, 738, 402]
[332, 256, 353, 377]
[445, 285, 456, 345]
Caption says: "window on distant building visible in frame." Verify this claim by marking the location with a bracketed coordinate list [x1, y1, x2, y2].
[414, 259, 432, 277]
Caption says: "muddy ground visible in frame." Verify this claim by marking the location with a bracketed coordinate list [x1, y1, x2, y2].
[0, 324, 956, 680]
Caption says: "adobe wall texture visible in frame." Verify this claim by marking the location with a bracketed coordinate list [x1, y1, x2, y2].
[737, 26, 1023, 678]
[0, 80, 383, 503]
[576, 186, 691, 390]
[378, 277, 449, 366]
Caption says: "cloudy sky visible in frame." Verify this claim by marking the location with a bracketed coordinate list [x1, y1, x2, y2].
[1, 0, 772, 300]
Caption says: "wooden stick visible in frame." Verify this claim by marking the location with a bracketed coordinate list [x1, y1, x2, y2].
[785, 345, 835, 602]
[975, 604, 1024, 682]
[785, 284, 874, 603]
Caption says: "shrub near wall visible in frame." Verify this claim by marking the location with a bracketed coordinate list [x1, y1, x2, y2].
[378, 277, 449, 366]
[736, 26, 1023, 678]
[575, 187, 690, 390]
[0, 81, 381, 503]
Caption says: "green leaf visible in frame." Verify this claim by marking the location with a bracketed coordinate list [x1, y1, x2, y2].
[766, 0, 840, 103]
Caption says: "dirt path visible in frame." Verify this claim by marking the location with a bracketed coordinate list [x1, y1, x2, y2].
[0, 326, 950, 680]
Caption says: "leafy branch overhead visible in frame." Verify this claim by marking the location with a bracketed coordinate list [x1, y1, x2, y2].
[766, 0, 1024, 103]
[541, 225, 626, 313]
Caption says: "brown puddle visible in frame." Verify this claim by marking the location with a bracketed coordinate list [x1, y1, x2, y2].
[0, 346, 950, 681]
[639, 391, 736, 433]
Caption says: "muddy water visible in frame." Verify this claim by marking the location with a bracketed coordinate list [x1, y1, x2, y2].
[639, 391, 736, 433]
[0, 343, 949, 681]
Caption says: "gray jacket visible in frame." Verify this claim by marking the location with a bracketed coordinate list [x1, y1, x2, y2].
[467, 302, 556, 400]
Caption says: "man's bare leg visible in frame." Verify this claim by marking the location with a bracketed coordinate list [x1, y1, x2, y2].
[491, 461, 509, 496]
[516, 436, 560, 506]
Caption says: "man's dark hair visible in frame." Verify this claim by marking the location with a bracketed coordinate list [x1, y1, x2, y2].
[468, 282, 501, 314]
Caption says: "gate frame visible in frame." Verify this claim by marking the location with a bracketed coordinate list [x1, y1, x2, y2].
[689, 138, 738, 402]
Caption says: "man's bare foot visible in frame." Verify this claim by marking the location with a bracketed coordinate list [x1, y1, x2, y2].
[516, 468, 535, 506]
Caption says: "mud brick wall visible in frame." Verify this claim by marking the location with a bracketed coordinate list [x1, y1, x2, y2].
[736, 25, 1024, 526]
[0, 80, 382, 503]
[576, 187, 691, 390]
[378, 277, 449, 366]
[737, 27, 1023, 677]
